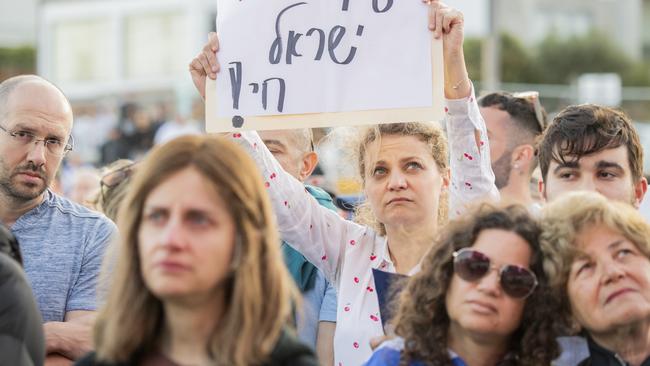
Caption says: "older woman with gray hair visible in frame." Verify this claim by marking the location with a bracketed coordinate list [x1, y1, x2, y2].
[541, 191, 650, 366]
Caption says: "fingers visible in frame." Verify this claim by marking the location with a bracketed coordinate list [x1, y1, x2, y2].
[442, 9, 463, 33]
[208, 31, 219, 52]
[369, 335, 392, 350]
[189, 52, 209, 79]
[424, 0, 445, 38]
[192, 32, 220, 80]
[424, 1, 462, 39]
[202, 36, 220, 75]
[434, 5, 444, 38]
[199, 51, 217, 80]
[189, 57, 203, 75]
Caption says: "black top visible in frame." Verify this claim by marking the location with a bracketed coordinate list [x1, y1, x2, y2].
[578, 337, 650, 366]
[0, 253, 45, 366]
[75, 328, 318, 366]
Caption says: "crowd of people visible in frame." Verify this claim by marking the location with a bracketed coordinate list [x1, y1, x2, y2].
[1, 1, 650, 365]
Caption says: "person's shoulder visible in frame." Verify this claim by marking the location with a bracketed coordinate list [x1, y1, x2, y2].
[266, 329, 319, 366]
[46, 191, 102, 218]
[45, 191, 115, 229]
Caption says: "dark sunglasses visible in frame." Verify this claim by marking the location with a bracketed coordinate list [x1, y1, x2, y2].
[452, 248, 538, 299]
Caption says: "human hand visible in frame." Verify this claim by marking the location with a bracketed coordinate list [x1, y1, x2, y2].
[44, 320, 93, 360]
[423, 0, 464, 58]
[189, 32, 221, 100]
[422, 0, 469, 98]
[369, 335, 393, 350]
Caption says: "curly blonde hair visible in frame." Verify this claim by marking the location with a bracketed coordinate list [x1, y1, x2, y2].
[353, 122, 449, 235]
[392, 203, 561, 365]
[540, 191, 650, 334]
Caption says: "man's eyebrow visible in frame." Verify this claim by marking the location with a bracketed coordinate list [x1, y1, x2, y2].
[595, 161, 625, 171]
[11, 123, 36, 132]
[553, 160, 579, 174]
[262, 139, 286, 148]
[12, 123, 66, 140]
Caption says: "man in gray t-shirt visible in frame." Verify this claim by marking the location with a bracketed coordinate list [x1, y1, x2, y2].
[0, 75, 116, 364]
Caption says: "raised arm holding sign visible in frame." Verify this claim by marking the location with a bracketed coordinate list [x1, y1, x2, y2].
[190, 2, 497, 364]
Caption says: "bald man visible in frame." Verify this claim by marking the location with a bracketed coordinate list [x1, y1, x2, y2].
[0, 75, 116, 365]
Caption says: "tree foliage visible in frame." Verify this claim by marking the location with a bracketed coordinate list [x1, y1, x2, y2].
[0, 47, 36, 80]
[464, 30, 650, 87]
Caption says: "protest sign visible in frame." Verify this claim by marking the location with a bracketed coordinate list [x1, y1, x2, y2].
[206, 0, 444, 132]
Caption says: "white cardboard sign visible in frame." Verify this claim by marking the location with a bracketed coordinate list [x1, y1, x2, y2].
[206, 0, 444, 132]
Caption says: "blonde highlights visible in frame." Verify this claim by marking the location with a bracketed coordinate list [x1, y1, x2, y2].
[354, 122, 449, 235]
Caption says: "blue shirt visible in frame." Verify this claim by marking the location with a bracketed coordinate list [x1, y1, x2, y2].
[365, 339, 482, 366]
[10, 190, 116, 322]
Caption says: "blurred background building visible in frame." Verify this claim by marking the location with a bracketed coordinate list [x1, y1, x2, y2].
[37, 0, 215, 107]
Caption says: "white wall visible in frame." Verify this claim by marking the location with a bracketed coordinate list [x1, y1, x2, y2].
[0, 0, 37, 47]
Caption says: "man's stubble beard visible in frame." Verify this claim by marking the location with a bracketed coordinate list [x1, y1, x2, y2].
[492, 149, 513, 190]
[0, 159, 49, 202]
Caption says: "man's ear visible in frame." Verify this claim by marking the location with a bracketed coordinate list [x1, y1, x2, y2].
[538, 179, 547, 202]
[633, 176, 648, 209]
[511, 144, 535, 172]
[299, 151, 319, 181]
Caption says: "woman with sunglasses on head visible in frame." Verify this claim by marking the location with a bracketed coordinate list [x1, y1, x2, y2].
[92, 159, 137, 221]
[365, 203, 560, 366]
[75, 135, 317, 366]
[190, 2, 499, 364]
[541, 192, 650, 366]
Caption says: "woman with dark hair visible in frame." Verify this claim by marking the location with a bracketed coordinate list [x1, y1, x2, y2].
[76, 135, 317, 366]
[366, 204, 560, 365]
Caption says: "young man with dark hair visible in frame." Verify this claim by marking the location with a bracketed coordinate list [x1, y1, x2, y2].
[537, 105, 649, 365]
[479, 91, 546, 208]
[537, 104, 647, 207]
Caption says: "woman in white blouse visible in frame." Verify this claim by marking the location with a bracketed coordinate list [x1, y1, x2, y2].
[190, 2, 498, 365]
